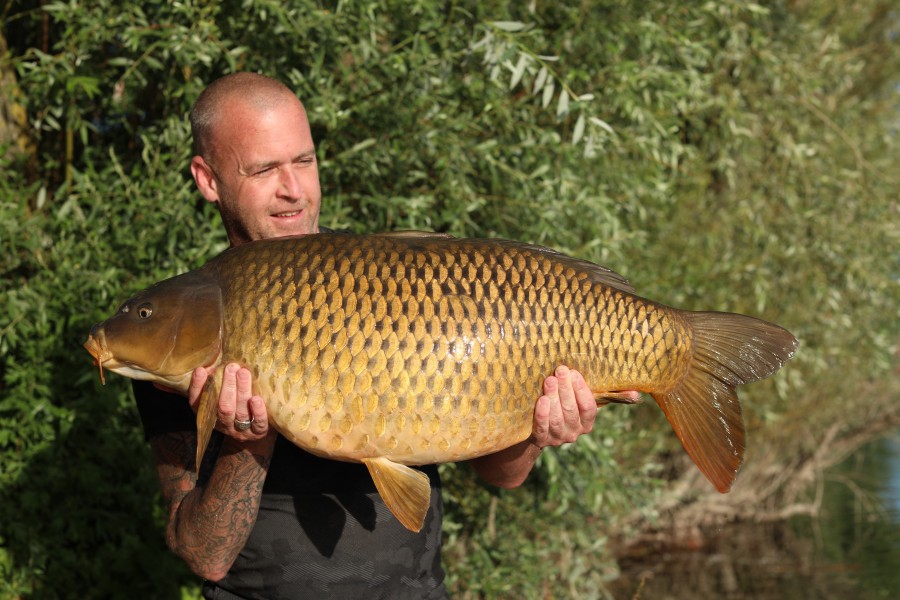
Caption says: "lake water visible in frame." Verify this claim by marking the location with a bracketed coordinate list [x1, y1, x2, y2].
[609, 431, 900, 599]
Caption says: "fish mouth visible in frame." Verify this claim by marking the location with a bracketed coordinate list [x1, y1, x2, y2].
[84, 331, 113, 385]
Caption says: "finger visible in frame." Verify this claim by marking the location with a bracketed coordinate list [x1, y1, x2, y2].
[217, 363, 240, 424]
[543, 375, 565, 439]
[555, 365, 580, 428]
[543, 372, 558, 397]
[571, 370, 598, 432]
[532, 395, 551, 447]
[248, 395, 268, 434]
[233, 367, 253, 423]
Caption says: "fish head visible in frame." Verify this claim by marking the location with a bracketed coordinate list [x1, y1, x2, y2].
[84, 272, 224, 393]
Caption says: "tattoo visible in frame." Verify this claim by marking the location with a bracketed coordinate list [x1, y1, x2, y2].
[150, 431, 275, 579]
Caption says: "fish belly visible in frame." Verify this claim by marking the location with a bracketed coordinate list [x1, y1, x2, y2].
[214, 234, 691, 465]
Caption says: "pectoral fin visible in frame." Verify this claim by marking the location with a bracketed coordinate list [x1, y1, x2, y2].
[362, 457, 431, 532]
[594, 390, 643, 406]
[195, 376, 220, 471]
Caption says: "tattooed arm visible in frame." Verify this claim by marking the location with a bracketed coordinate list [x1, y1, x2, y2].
[150, 430, 277, 580]
[147, 363, 277, 581]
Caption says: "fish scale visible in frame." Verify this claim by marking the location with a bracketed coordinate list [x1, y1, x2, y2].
[84, 231, 797, 532]
[207, 234, 686, 466]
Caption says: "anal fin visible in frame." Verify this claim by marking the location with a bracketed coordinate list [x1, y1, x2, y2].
[362, 457, 431, 532]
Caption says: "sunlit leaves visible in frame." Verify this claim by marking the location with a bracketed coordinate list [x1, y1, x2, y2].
[1, 0, 898, 597]
[473, 20, 607, 151]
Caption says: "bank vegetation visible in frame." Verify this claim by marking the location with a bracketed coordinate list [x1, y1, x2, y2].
[1, 1, 897, 597]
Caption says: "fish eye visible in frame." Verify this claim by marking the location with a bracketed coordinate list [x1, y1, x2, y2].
[137, 303, 153, 319]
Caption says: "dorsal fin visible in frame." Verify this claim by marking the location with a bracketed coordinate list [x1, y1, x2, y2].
[370, 230, 455, 239]
[375, 233, 636, 295]
[486, 237, 634, 294]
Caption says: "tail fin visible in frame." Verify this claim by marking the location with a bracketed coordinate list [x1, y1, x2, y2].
[651, 312, 798, 493]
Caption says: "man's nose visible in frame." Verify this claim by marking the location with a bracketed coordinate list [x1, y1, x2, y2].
[279, 165, 303, 198]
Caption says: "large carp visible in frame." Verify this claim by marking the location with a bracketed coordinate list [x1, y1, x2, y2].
[85, 232, 797, 531]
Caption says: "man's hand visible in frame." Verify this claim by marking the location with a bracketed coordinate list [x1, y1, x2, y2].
[531, 365, 597, 449]
[188, 364, 272, 441]
[469, 365, 599, 488]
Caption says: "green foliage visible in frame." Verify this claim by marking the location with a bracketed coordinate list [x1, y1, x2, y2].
[1, 0, 897, 597]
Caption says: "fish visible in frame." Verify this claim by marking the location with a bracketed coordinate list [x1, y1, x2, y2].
[84, 232, 798, 532]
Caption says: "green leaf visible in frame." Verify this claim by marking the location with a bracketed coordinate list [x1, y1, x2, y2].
[556, 90, 570, 117]
[572, 113, 586, 145]
[509, 53, 528, 90]
[533, 66, 548, 94]
[491, 21, 528, 32]
[590, 116, 615, 135]
[541, 79, 555, 108]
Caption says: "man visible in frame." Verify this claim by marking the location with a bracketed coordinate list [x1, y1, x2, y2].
[134, 72, 600, 599]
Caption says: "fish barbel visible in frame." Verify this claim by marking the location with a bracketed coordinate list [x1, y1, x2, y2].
[84, 232, 797, 531]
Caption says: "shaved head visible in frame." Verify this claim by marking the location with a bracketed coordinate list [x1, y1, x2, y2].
[190, 72, 299, 159]
[188, 72, 321, 246]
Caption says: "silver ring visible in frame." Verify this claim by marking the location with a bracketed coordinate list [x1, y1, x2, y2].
[234, 418, 253, 432]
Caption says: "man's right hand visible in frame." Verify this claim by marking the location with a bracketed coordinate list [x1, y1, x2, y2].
[188, 364, 272, 440]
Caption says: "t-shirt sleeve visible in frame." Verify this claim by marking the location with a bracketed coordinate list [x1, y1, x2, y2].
[132, 380, 197, 440]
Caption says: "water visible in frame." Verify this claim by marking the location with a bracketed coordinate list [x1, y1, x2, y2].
[797, 433, 900, 598]
[609, 431, 900, 599]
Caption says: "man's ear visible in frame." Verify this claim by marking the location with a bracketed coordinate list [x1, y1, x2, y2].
[191, 156, 219, 204]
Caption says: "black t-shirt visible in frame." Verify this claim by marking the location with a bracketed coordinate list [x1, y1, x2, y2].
[134, 381, 446, 599]
[132, 235, 447, 599]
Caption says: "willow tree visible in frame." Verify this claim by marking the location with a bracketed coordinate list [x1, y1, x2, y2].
[1, 1, 897, 598]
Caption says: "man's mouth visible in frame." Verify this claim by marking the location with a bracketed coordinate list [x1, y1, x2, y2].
[273, 210, 302, 218]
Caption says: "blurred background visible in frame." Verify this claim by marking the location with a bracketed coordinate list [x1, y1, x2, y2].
[1, 1, 897, 598]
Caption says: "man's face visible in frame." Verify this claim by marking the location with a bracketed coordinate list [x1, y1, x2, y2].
[192, 95, 322, 246]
